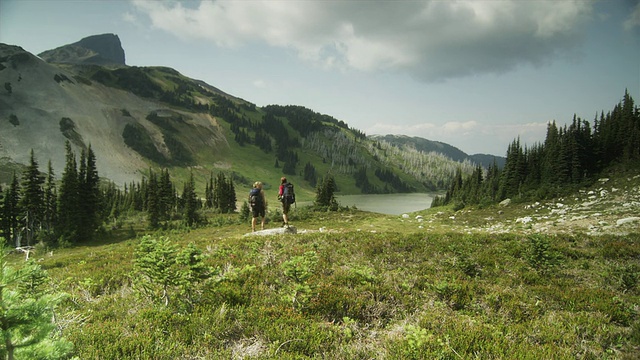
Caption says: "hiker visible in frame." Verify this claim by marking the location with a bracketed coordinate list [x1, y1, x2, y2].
[278, 176, 295, 227]
[249, 181, 266, 232]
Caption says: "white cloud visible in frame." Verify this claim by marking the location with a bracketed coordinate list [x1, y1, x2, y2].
[122, 11, 136, 24]
[132, 0, 593, 82]
[252, 79, 267, 89]
[623, 1, 640, 31]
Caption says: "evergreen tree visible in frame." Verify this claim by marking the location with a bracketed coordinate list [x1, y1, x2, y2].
[211, 172, 236, 213]
[204, 173, 214, 209]
[107, 182, 122, 228]
[315, 174, 338, 209]
[19, 150, 45, 247]
[43, 160, 57, 238]
[77, 145, 101, 241]
[1, 174, 20, 247]
[620, 90, 639, 160]
[0, 251, 73, 359]
[303, 162, 317, 187]
[481, 159, 501, 202]
[498, 138, 525, 199]
[56, 141, 80, 244]
[212, 173, 223, 211]
[159, 169, 175, 221]
[147, 169, 161, 229]
[226, 176, 237, 213]
[181, 171, 199, 226]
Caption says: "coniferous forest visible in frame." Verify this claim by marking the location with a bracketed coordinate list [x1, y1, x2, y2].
[0, 141, 243, 249]
[433, 90, 640, 208]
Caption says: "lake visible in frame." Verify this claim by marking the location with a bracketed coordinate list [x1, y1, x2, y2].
[335, 193, 440, 215]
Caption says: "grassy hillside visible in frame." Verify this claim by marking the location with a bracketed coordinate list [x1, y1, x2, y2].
[6, 172, 639, 359]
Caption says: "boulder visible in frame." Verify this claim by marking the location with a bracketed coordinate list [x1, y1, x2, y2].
[244, 226, 297, 236]
[616, 217, 640, 226]
[499, 199, 511, 207]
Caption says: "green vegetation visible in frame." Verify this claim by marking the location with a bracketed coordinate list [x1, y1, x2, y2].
[0, 249, 73, 359]
[5, 132, 636, 358]
[122, 123, 165, 165]
[3, 207, 637, 359]
[3, 135, 638, 358]
[59, 117, 84, 149]
[8, 114, 18, 127]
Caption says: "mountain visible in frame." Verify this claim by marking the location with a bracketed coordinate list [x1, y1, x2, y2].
[0, 42, 226, 186]
[0, 35, 481, 195]
[38, 33, 126, 66]
[370, 134, 505, 169]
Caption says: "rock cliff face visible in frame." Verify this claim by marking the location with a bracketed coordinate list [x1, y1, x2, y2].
[38, 33, 126, 66]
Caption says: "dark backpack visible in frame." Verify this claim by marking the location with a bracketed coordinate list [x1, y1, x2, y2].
[282, 182, 295, 204]
[249, 188, 263, 208]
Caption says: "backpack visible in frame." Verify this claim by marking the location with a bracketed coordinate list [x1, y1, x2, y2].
[249, 188, 263, 208]
[282, 182, 295, 204]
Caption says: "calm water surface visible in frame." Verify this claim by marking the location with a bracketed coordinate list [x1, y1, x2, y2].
[336, 193, 439, 215]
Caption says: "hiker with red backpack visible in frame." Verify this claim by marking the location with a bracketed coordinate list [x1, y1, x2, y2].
[249, 181, 266, 232]
[278, 177, 295, 227]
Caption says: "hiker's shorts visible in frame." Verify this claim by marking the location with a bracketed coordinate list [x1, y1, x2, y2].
[252, 206, 265, 218]
[282, 201, 291, 214]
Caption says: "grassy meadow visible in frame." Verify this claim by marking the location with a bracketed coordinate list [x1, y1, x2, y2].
[10, 195, 640, 359]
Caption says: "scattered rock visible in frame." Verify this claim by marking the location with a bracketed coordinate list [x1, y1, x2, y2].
[516, 216, 532, 224]
[499, 199, 511, 207]
[616, 217, 640, 226]
[244, 226, 297, 236]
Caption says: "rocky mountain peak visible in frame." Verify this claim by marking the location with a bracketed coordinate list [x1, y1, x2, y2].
[38, 33, 126, 66]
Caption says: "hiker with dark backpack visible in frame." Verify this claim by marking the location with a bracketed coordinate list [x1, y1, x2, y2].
[249, 181, 266, 232]
[278, 176, 295, 227]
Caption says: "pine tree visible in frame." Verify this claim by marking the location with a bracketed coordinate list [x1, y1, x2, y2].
[303, 162, 317, 187]
[77, 145, 101, 241]
[1, 174, 20, 247]
[43, 160, 57, 237]
[181, 171, 199, 226]
[315, 174, 338, 209]
[211, 172, 236, 213]
[204, 174, 213, 209]
[19, 150, 45, 247]
[481, 159, 501, 202]
[108, 183, 122, 229]
[147, 169, 161, 229]
[159, 169, 175, 221]
[499, 138, 525, 199]
[226, 176, 237, 213]
[56, 141, 80, 244]
[0, 251, 73, 359]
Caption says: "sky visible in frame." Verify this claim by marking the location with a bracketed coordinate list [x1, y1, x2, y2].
[1, 0, 639, 156]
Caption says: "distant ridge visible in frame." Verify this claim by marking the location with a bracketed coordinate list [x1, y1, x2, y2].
[370, 134, 505, 168]
[38, 33, 126, 66]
